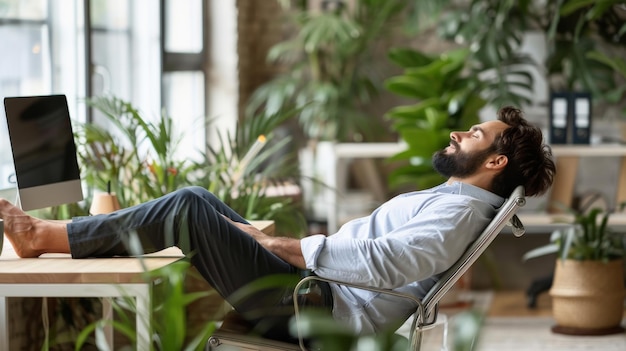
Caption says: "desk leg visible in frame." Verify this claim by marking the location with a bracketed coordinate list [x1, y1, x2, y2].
[0, 297, 8, 351]
[134, 285, 152, 350]
[0, 284, 154, 350]
[326, 144, 339, 234]
[617, 156, 626, 207]
[102, 298, 114, 348]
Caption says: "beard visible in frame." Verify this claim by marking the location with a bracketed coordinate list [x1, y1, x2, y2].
[432, 141, 494, 178]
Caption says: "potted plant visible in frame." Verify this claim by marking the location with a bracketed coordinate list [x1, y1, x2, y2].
[542, 0, 626, 99]
[523, 206, 626, 334]
[384, 47, 485, 191]
[411, 0, 626, 131]
[245, 0, 414, 221]
[394, 0, 537, 108]
[246, 0, 411, 144]
[71, 95, 307, 236]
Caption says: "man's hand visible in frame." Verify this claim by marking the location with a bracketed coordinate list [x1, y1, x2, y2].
[223, 216, 306, 269]
[226, 218, 267, 241]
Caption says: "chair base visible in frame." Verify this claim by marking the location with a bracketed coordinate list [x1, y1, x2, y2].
[206, 330, 302, 351]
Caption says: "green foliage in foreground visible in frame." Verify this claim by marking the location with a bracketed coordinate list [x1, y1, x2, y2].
[74, 260, 215, 351]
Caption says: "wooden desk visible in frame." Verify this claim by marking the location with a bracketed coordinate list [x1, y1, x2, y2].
[0, 220, 274, 350]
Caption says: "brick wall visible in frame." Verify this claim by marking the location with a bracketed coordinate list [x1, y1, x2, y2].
[236, 0, 287, 119]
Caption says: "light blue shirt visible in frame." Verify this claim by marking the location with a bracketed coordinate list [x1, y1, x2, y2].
[300, 182, 504, 335]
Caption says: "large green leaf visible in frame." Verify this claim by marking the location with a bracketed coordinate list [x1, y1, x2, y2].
[456, 94, 486, 129]
[403, 59, 448, 80]
[424, 108, 451, 130]
[300, 14, 362, 54]
[385, 98, 444, 123]
[398, 128, 448, 155]
[559, 0, 601, 16]
[587, 51, 626, 79]
[387, 47, 433, 68]
[384, 75, 439, 99]
[386, 103, 431, 122]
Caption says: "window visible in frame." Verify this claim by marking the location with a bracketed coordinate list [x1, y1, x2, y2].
[0, 0, 213, 191]
[90, 0, 132, 99]
[0, 0, 54, 190]
[162, 0, 206, 160]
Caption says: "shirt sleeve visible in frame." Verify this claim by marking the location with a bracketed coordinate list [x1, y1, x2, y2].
[300, 200, 493, 288]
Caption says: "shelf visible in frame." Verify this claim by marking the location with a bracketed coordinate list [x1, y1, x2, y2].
[332, 142, 626, 158]
[333, 142, 405, 158]
[550, 144, 626, 157]
[515, 212, 626, 234]
[324, 142, 626, 233]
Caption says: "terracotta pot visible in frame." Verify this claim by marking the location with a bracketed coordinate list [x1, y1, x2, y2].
[549, 259, 625, 330]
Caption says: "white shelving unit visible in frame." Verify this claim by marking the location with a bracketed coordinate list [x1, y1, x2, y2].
[324, 143, 626, 234]
[547, 144, 626, 216]
[550, 144, 626, 156]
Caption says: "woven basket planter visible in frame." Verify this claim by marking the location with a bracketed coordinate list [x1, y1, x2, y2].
[549, 259, 625, 332]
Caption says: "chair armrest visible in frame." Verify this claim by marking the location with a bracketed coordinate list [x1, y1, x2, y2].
[292, 275, 426, 351]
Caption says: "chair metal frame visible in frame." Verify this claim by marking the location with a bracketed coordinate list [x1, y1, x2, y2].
[208, 186, 527, 351]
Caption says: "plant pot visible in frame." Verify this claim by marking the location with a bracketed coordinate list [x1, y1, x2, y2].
[549, 259, 625, 334]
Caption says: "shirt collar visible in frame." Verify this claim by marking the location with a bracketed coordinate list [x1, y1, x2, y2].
[431, 181, 505, 208]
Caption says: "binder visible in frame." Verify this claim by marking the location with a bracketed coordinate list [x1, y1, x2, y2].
[549, 92, 570, 144]
[572, 92, 592, 144]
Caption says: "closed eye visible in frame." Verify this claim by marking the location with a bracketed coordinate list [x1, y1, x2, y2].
[470, 126, 485, 138]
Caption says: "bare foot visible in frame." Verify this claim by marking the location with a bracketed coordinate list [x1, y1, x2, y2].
[0, 198, 46, 257]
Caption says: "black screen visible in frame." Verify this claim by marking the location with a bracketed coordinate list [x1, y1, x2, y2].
[3, 95, 81, 189]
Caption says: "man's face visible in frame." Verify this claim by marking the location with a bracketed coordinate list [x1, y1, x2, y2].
[432, 120, 509, 178]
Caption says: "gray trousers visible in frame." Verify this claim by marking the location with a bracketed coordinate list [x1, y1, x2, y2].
[67, 186, 317, 341]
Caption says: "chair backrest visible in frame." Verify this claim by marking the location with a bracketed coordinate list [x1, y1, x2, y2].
[420, 185, 526, 319]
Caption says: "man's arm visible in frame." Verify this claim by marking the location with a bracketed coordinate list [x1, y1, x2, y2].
[226, 218, 306, 269]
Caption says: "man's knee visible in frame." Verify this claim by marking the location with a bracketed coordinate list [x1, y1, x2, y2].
[171, 186, 223, 208]
[172, 186, 207, 203]
[185, 185, 211, 196]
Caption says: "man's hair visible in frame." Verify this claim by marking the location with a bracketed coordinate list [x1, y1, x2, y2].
[490, 106, 556, 197]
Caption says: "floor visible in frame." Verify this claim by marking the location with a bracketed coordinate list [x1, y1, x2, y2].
[397, 290, 626, 351]
[478, 317, 626, 351]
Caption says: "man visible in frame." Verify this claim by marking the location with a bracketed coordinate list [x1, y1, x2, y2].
[1, 106, 555, 341]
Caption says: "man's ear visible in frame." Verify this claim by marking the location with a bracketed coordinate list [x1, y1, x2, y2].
[486, 154, 508, 170]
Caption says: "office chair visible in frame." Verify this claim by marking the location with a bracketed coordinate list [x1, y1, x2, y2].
[207, 186, 527, 351]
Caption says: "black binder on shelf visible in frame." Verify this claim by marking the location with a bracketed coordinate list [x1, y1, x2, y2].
[549, 92, 570, 144]
[572, 92, 592, 144]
